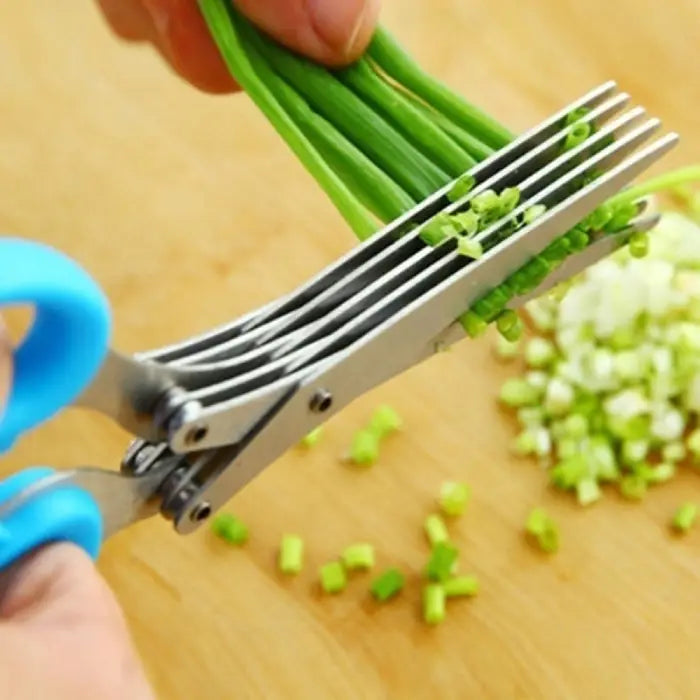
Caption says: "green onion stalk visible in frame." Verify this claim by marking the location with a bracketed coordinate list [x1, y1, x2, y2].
[198, 0, 700, 335]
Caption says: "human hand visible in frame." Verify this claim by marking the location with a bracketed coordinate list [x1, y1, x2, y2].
[0, 544, 154, 700]
[0, 325, 153, 700]
[97, 0, 381, 93]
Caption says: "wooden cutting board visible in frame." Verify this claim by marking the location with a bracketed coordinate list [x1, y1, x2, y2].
[1, 2, 699, 698]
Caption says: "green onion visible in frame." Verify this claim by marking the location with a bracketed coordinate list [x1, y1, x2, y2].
[628, 231, 649, 258]
[495, 335, 521, 361]
[198, 0, 376, 239]
[424, 514, 450, 546]
[279, 534, 304, 575]
[370, 568, 405, 602]
[496, 309, 523, 342]
[211, 513, 249, 545]
[619, 474, 647, 500]
[423, 584, 447, 625]
[499, 187, 521, 215]
[565, 107, 591, 125]
[249, 22, 449, 201]
[349, 429, 381, 465]
[442, 575, 479, 598]
[525, 508, 559, 553]
[524, 204, 547, 225]
[456, 236, 484, 259]
[425, 542, 459, 582]
[563, 121, 592, 151]
[447, 174, 477, 203]
[320, 561, 347, 594]
[608, 166, 700, 207]
[367, 28, 513, 149]
[525, 337, 556, 369]
[300, 427, 323, 448]
[369, 405, 403, 439]
[459, 310, 488, 338]
[439, 482, 471, 517]
[338, 58, 475, 177]
[671, 503, 698, 533]
[341, 543, 375, 571]
[499, 378, 541, 407]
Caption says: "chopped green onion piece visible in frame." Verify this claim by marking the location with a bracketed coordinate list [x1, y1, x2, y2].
[525, 337, 556, 369]
[619, 474, 647, 500]
[525, 508, 560, 553]
[442, 575, 479, 597]
[576, 478, 601, 506]
[500, 378, 541, 407]
[564, 121, 592, 151]
[447, 174, 476, 202]
[495, 335, 521, 361]
[320, 561, 347, 594]
[523, 204, 547, 225]
[646, 462, 676, 484]
[459, 310, 488, 338]
[565, 106, 591, 125]
[424, 514, 450, 546]
[495, 309, 523, 342]
[662, 442, 686, 464]
[499, 187, 521, 215]
[300, 427, 323, 448]
[513, 430, 537, 456]
[279, 534, 304, 575]
[425, 542, 459, 582]
[439, 481, 471, 517]
[349, 429, 381, 465]
[453, 210, 480, 236]
[672, 503, 698, 533]
[563, 413, 588, 439]
[341, 543, 375, 571]
[687, 428, 700, 461]
[628, 231, 649, 258]
[369, 405, 402, 439]
[470, 189, 499, 214]
[423, 584, 447, 625]
[605, 202, 638, 232]
[456, 236, 484, 259]
[211, 513, 249, 545]
[585, 204, 614, 231]
[550, 455, 586, 490]
[370, 568, 405, 602]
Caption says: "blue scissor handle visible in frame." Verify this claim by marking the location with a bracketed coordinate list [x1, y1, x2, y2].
[0, 238, 110, 566]
[0, 238, 111, 452]
[0, 468, 103, 568]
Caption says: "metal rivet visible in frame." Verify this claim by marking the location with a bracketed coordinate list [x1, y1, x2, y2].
[185, 425, 209, 446]
[190, 502, 212, 523]
[309, 389, 333, 413]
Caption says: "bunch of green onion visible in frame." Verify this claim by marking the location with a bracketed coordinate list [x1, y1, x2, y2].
[198, 0, 700, 341]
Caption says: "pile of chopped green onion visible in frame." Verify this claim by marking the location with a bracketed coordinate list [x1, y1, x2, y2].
[499, 205, 700, 507]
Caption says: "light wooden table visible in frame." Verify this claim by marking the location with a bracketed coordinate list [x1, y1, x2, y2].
[1, 2, 700, 698]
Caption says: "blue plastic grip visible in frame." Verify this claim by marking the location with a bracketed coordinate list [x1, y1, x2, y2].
[0, 467, 103, 568]
[0, 238, 111, 452]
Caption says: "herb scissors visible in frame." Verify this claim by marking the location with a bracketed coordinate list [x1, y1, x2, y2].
[0, 82, 676, 568]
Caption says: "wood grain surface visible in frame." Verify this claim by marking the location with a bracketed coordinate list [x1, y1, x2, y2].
[1, 2, 700, 698]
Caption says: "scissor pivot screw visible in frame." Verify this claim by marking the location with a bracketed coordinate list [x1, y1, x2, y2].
[190, 502, 212, 523]
[309, 389, 333, 413]
[185, 425, 209, 446]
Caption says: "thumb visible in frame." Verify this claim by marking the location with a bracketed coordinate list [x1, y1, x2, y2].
[232, 0, 381, 66]
[137, 0, 380, 92]
[0, 543, 120, 625]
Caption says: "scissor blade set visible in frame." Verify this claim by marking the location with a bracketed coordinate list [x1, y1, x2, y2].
[82, 82, 675, 534]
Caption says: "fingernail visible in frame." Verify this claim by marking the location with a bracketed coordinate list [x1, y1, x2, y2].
[307, 0, 373, 57]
